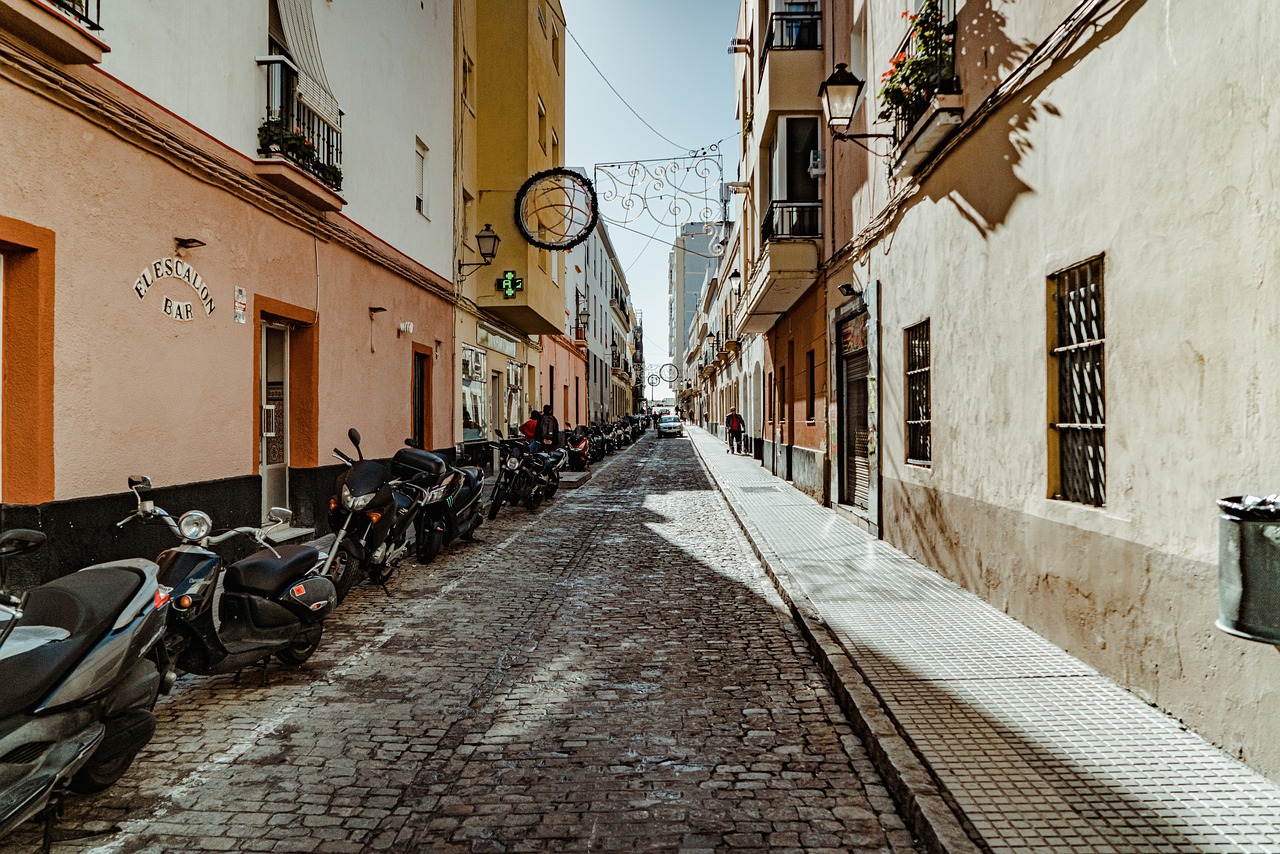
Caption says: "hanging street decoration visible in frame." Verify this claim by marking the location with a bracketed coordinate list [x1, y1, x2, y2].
[593, 144, 724, 232]
[514, 167, 599, 251]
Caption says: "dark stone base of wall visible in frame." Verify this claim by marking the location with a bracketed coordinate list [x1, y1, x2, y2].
[1, 474, 262, 590]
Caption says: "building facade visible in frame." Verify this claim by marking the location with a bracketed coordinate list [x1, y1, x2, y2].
[0, 0, 457, 583]
[729, 0, 1280, 780]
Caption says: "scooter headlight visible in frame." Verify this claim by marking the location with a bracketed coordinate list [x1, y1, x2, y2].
[341, 484, 375, 510]
[505, 456, 520, 471]
[178, 510, 213, 541]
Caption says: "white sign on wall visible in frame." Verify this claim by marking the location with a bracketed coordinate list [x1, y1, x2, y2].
[132, 257, 215, 322]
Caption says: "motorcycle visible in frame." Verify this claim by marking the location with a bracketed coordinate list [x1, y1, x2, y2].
[117, 476, 335, 677]
[565, 425, 591, 473]
[395, 439, 486, 565]
[587, 426, 606, 463]
[487, 439, 548, 516]
[318, 428, 426, 601]
[0, 526, 171, 846]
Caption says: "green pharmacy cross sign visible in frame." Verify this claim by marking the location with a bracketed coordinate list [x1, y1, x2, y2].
[496, 270, 524, 299]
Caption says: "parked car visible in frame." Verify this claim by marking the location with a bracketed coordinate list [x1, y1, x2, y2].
[658, 415, 684, 438]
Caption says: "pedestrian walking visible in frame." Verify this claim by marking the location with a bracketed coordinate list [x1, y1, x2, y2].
[725, 406, 745, 454]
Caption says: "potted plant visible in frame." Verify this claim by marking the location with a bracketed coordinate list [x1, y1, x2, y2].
[876, 0, 956, 126]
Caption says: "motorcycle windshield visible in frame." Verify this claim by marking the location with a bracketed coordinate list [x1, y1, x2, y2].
[342, 460, 387, 498]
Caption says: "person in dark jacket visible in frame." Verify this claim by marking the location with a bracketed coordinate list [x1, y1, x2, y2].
[725, 407, 745, 454]
[535, 404, 560, 449]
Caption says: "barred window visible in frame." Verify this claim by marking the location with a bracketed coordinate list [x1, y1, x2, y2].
[1049, 256, 1105, 506]
[905, 320, 931, 466]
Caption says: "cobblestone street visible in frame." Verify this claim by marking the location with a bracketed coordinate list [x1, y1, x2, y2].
[15, 434, 918, 853]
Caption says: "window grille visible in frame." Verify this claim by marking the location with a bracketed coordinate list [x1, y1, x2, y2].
[905, 319, 931, 466]
[1049, 256, 1105, 506]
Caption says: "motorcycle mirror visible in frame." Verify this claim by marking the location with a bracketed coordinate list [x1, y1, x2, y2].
[0, 529, 47, 559]
[404, 438, 421, 449]
[128, 475, 153, 491]
[348, 428, 364, 460]
[266, 507, 293, 526]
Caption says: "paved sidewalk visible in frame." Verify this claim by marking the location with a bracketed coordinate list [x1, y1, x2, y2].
[687, 426, 1280, 854]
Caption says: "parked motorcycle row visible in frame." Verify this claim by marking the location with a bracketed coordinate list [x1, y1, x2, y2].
[0, 420, 650, 848]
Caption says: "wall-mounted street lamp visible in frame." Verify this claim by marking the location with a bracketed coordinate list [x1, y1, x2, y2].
[576, 290, 590, 331]
[819, 64, 893, 142]
[728, 270, 741, 293]
[457, 224, 501, 278]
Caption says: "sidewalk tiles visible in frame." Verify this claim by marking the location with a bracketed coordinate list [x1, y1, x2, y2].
[685, 426, 1280, 854]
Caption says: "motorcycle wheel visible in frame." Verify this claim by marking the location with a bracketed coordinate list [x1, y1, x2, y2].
[331, 541, 360, 605]
[546, 476, 560, 499]
[69, 663, 160, 793]
[276, 625, 323, 666]
[418, 527, 443, 564]
[523, 485, 543, 511]
[367, 555, 395, 586]
[488, 483, 507, 520]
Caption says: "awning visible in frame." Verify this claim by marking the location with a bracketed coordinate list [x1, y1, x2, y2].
[270, 0, 341, 128]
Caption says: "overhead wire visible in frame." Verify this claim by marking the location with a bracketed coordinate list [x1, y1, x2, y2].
[564, 24, 692, 152]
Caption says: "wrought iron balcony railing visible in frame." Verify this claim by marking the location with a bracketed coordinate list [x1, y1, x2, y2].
[47, 0, 101, 31]
[761, 200, 821, 243]
[883, 0, 958, 146]
[759, 11, 821, 77]
[257, 57, 343, 191]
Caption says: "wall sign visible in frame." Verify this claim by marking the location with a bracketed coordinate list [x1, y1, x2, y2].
[132, 257, 215, 322]
[233, 287, 247, 324]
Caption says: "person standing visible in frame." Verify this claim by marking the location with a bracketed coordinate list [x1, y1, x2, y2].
[725, 406, 745, 454]
[519, 408, 540, 441]
[535, 404, 560, 450]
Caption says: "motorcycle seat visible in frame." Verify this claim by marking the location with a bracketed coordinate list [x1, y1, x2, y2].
[0, 566, 142, 718]
[458, 466, 484, 488]
[546, 449, 568, 466]
[224, 545, 320, 597]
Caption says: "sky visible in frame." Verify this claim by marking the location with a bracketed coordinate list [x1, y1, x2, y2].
[561, 0, 740, 400]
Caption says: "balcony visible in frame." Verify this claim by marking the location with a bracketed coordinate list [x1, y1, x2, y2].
[758, 11, 820, 78]
[879, 0, 962, 176]
[761, 200, 819, 243]
[755, 14, 823, 132]
[742, 200, 821, 333]
[0, 0, 108, 63]
[254, 56, 344, 210]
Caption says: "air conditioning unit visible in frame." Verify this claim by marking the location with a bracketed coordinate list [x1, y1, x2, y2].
[807, 150, 825, 178]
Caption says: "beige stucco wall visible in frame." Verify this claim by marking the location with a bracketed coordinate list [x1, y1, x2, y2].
[0, 58, 454, 500]
[868, 0, 1280, 775]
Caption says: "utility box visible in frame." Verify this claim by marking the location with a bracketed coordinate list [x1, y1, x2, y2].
[1218, 496, 1280, 644]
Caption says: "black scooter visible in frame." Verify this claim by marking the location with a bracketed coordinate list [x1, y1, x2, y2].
[0, 527, 171, 849]
[318, 427, 430, 601]
[118, 477, 335, 677]
[395, 440, 486, 565]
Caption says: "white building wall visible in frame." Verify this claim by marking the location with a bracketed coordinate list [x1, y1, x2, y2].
[863, 0, 1280, 776]
[99, 0, 454, 276]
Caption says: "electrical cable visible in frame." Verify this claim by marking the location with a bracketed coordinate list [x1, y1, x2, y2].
[564, 25, 691, 152]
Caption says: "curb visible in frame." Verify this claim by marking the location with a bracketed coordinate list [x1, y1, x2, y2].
[688, 432, 981, 854]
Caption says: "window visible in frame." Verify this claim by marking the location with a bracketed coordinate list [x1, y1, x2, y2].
[537, 0, 546, 31]
[904, 320, 931, 466]
[415, 140, 428, 217]
[806, 349, 816, 422]
[1049, 257, 1105, 506]
[552, 23, 561, 71]
[461, 345, 488, 441]
[461, 53, 475, 110]
[551, 129, 560, 167]
[763, 116, 820, 240]
[537, 97, 547, 151]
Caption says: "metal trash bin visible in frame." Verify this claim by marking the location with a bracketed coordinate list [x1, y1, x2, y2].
[1218, 495, 1280, 644]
